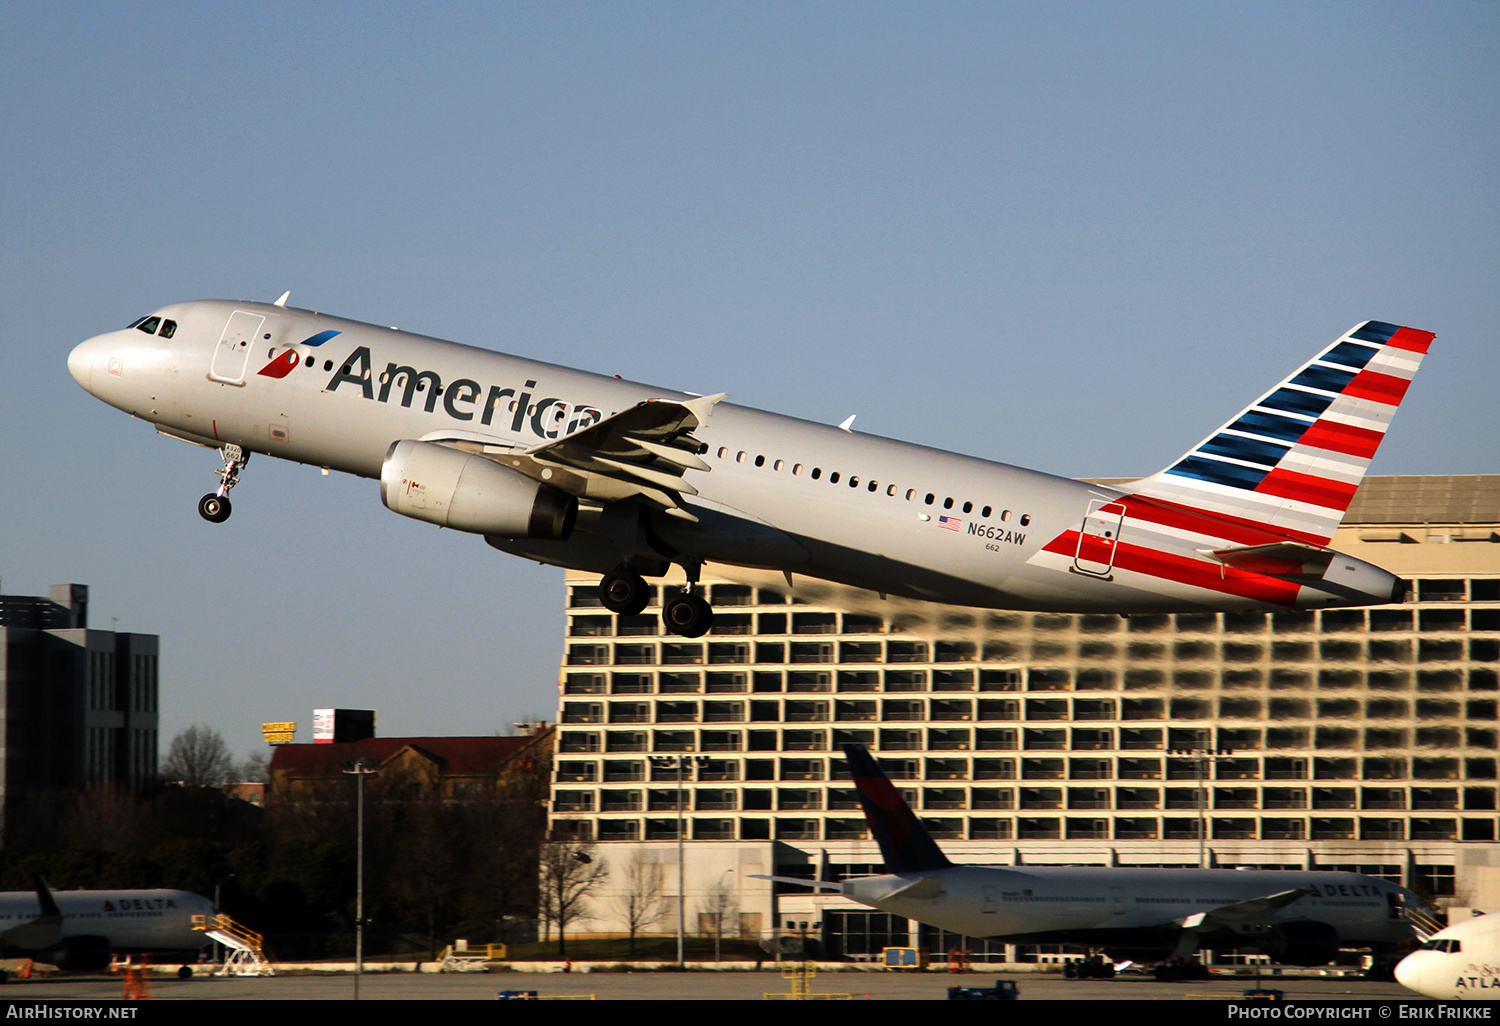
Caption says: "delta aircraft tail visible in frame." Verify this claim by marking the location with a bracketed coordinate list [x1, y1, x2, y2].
[845, 744, 952, 874]
[1125, 321, 1434, 546]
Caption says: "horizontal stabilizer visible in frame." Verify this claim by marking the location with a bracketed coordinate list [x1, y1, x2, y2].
[1200, 541, 1333, 575]
[748, 874, 842, 893]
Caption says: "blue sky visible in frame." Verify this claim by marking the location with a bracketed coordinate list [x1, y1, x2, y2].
[3, 2, 1496, 763]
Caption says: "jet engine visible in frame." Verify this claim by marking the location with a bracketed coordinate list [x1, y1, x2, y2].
[381, 440, 576, 540]
[38, 935, 113, 971]
[1264, 919, 1340, 966]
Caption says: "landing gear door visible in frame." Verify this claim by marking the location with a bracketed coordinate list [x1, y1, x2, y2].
[1074, 500, 1126, 576]
[209, 311, 265, 385]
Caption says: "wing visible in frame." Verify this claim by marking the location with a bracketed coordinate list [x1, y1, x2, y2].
[423, 393, 725, 522]
[1173, 887, 1309, 931]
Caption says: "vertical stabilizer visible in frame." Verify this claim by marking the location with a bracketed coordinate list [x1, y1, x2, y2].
[844, 745, 952, 873]
[1125, 321, 1434, 544]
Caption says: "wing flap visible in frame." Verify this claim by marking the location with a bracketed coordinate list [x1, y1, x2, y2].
[516, 393, 726, 518]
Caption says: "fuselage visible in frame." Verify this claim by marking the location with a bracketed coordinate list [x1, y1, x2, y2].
[843, 866, 1420, 953]
[1395, 912, 1500, 1000]
[0, 888, 213, 954]
[69, 300, 1406, 614]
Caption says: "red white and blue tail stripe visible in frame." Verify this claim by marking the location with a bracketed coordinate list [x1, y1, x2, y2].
[1123, 321, 1433, 546]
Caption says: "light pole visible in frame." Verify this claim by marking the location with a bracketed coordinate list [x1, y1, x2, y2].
[342, 759, 378, 999]
[1167, 745, 1234, 869]
[650, 753, 707, 967]
[714, 868, 735, 962]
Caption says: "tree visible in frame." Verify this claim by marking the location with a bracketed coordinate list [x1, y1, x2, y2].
[612, 851, 667, 956]
[161, 725, 233, 787]
[537, 840, 607, 958]
[237, 751, 270, 783]
[699, 873, 738, 961]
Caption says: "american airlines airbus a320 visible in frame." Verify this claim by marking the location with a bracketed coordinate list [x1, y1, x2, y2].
[68, 295, 1432, 635]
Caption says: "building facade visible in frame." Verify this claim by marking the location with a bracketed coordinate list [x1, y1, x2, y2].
[0, 582, 160, 845]
[546, 476, 1500, 957]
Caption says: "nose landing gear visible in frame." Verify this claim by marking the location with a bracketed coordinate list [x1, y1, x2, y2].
[198, 444, 248, 524]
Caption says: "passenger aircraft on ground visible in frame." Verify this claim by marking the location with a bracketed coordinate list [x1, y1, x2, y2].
[809, 745, 1434, 977]
[1395, 912, 1500, 999]
[68, 297, 1432, 634]
[0, 878, 213, 970]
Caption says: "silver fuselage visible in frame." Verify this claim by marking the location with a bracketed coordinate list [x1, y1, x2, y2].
[69, 300, 1403, 614]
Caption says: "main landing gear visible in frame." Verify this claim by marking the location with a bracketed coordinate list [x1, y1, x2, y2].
[1062, 955, 1116, 979]
[198, 444, 248, 524]
[599, 565, 715, 638]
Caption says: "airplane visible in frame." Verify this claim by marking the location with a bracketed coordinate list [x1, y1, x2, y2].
[67, 297, 1432, 634]
[0, 877, 214, 971]
[1394, 911, 1500, 1000]
[782, 745, 1435, 978]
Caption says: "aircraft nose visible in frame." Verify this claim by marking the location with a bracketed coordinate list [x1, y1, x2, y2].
[68, 337, 99, 391]
[1393, 952, 1424, 992]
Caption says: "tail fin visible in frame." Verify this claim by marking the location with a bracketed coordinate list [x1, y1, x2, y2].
[844, 745, 952, 874]
[32, 875, 62, 922]
[1125, 321, 1434, 544]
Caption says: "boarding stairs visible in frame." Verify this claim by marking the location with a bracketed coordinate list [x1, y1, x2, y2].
[1403, 903, 1446, 942]
[438, 941, 506, 972]
[192, 913, 275, 976]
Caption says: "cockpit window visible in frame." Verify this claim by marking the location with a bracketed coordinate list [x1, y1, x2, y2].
[159, 319, 177, 338]
[135, 316, 162, 335]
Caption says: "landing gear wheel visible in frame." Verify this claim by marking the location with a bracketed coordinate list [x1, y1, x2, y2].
[600, 570, 650, 616]
[662, 592, 714, 638]
[198, 494, 232, 523]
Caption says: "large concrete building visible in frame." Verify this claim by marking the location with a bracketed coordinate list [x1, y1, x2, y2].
[0, 582, 160, 845]
[545, 476, 1500, 958]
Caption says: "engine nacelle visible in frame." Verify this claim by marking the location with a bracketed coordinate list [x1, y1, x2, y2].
[38, 935, 113, 971]
[1264, 919, 1340, 967]
[381, 440, 576, 540]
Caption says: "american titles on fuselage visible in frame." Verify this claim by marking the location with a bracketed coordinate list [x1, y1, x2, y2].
[324, 345, 606, 440]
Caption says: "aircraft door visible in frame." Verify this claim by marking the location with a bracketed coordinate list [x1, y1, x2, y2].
[209, 311, 265, 385]
[1109, 886, 1126, 915]
[1074, 500, 1126, 576]
[982, 886, 998, 914]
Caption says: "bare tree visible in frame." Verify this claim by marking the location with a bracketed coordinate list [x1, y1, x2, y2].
[698, 873, 738, 961]
[538, 840, 607, 958]
[236, 751, 270, 783]
[612, 851, 667, 956]
[160, 725, 233, 787]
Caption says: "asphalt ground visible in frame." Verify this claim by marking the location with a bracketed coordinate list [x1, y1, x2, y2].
[0, 967, 1420, 1002]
